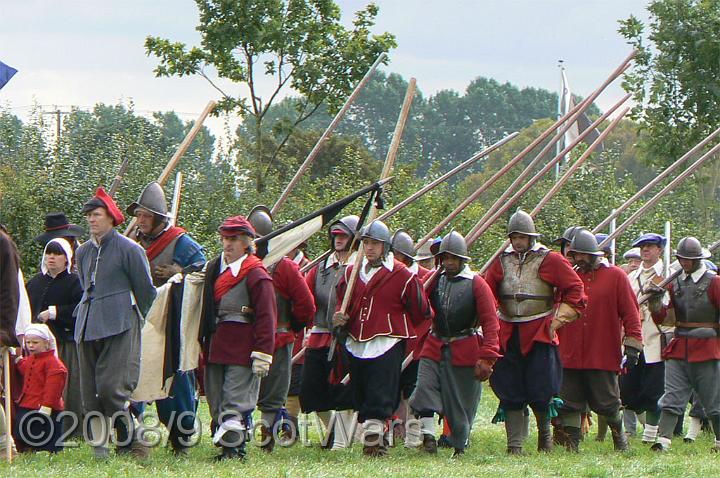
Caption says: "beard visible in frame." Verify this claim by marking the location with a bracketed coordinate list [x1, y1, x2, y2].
[575, 259, 594, 273]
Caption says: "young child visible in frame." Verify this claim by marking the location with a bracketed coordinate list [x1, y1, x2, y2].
[14, 324, 67, 452]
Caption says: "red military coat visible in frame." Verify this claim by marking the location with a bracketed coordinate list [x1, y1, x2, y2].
[271, 257, 316, 350]
[16, 350, 67, 411]
[336, 259, 433, 342]
[420, 273, 501, 366]
[484, 248, 586, 355]
[558, 263, 642, 372]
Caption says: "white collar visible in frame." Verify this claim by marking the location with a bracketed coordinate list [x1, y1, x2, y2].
[292, 250, 305, 265]
[325, 251, 357, 268]
[408, 262, 419, 275]
[596, 257, 610, 268]
[504, 241, 547, 254]
[680, 263, 708, 283]
[361, 251, 395, 273]
[642, 259, 664, 277]
[220, 253, 247, 277]
[455, 264, 475, 280]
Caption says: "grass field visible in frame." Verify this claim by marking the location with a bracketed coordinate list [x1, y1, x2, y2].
[2, 388, 718, 478]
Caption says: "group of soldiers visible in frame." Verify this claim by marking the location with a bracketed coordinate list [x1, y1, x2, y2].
[1, 179, 719, 463]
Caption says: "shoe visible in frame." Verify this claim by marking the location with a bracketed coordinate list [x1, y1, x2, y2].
[437, 434, 452, 448]
[506, 446, 523, 455]
[608, 421, 629, 452]
[130, 440, 151, 460]
[452, 448, 465, 458]
[362, 433, 388, 457]
[563, 426, 581, 453]
[214, 443, 247, 462]
[169, 432, 190, 456]
[711, 443, 720, 453]
[684, 438, 695, 444]
[650, 442, 667, 452]
[422, 433, 437, 454]
[260, 425, 275, 453]
[553, 424, 568, 446]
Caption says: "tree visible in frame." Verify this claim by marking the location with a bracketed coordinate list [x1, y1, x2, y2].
[619, 0, 720, 228]
[145, 0, 396, 191]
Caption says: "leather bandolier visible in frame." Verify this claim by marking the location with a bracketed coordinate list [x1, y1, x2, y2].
[431, 274, 478, 339]
[216, 278, 254, 325]
[144, 233, 182, 287]
[497, 249, 554, 322]
[312, 260, 346, 332]
[672, 271, 720, 336]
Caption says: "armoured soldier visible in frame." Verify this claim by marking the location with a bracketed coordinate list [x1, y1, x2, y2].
[409, 230, 500, 457]
[126, 181, 206, 455]
[391, 229, 431, 279]
[620, 233, 670, 444]
[333, 220, 433, 457]
[557, 229, 643, 452]
[648, 237, 720, 453]
[484, 210, 585, 454]
[248, 205, 315, 452]
[300, 215, 358, 450]
[552, 226, 580, 262]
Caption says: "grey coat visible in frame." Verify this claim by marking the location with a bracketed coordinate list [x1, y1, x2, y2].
[74, 228, 156, 341]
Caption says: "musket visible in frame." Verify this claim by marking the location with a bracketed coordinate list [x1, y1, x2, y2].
[124, 100, 216, 236]
[638, 238, 720, 305]
[468, 95, 631, 247]
[597, 140, 720, 251]
[168, 171, 183, 227]
[416, 50, 637, 249]
[592, 125, 720, 233]
[479, 106, 630, 273]
[108, 156, 130, 198]
[329, 78, 417, 362]
[303, 132, 520, 272]
[271, 53, 388, 215]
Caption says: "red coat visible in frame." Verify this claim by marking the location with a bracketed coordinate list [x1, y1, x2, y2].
[652, 276, 720, 362]
[405, 265, 434, 360]
[16, 351, 67, 411]
[558, 264, 642, 372]
[272, 257, 316, 350]
[337, 260, 433, 342]
[484, 249, 586, 355]
[207, 266, 277, 366]
[420, 274, 501, 366]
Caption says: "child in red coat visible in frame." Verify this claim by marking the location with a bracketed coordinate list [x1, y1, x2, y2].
[14, 324, 67, 452]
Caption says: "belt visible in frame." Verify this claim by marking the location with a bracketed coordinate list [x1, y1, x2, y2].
[218, 314, 252, 324]
[499, 293, 553, 302]
[675, 322, 720, 329]
[432, 329, 480, 343]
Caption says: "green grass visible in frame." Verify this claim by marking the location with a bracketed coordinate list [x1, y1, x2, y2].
[2, 388, 718, 477]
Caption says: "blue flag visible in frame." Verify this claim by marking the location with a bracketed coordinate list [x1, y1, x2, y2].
[0, 60, 18, 90]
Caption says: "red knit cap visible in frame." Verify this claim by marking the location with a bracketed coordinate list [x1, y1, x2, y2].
[82, 187, 125, 226]
[218, 215, 256, 238]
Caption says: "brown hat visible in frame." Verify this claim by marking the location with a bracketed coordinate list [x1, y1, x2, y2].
[34, 212, 85, 245]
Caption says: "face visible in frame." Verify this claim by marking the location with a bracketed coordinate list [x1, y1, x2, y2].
[362, 238, 384, 263]
[678, 258, 700, 274]
[135, 209, 157, 235]
[25, 336, 50, 354]
[627, 258, 642, 272]
[441, 254, 463, 277]
[333, 233, 350, 252]
[570, 252, 595, 272]
[639, 243, 662, 265]
[560, 243, 575, 264]
[509, 233, 531, 253]
[221, 234, 251, 264]
[45, 252, 68, 273]
[85, 207, 114, 236]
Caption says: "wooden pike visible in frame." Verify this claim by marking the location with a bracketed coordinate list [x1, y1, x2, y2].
[597, 140, 720, 251]
[329, 78, 416, 361]
[168, 171, 184, 227]
[479, 106, 631, 274]
[467, 94, 631, 246]
[123, 100, 216, 235]
[271, 53, 388, 215]
[592, 125, 720, 233]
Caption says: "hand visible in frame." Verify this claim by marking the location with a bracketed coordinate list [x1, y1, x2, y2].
[38, 406, 52, 416]
[37, 310, 51, 322]
[252, 359, 271, 378]
[644, 282, 665, 297]
[332, 312, 349, 328]
[154, 263, 182, 280]
[474, 359, 495, 381]
[623, 346, 641, 371]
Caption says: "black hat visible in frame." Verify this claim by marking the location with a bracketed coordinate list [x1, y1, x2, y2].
[34, 212, 85, 246]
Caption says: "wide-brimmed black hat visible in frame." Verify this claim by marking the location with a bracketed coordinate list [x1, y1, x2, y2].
[34, 212, 85, 245]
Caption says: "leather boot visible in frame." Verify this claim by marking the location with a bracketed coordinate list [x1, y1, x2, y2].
[422, 433, 437, 454]
[362, 432, 388, 457]
[260, 424, 275, 453]
[563, 426, 581, 452]
[552, 418, 568, 446]
[608, 419, 629, 451]
[534, 410, 553, 453]
[505, 410, 525, 455]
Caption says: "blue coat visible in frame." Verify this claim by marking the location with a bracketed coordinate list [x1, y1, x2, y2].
[74, 229, 156, 341]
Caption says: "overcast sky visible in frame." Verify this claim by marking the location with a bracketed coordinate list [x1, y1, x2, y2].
[0, 0, 651, 139]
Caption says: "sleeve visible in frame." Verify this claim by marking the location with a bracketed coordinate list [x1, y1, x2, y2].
[473, 276, 501, 359]
[335, 266, 351, 313]
[173, 234, 207, 267]
[482, 258, 504, 300]
[41, 359, 68, 409]
[305, 265, 318, 297]
[279, 259, 315, 326]
[248, 270, 277, 357]
[15, 356, 27, 375]
[55, 275, 83, 327]
[402, 272, 434, 327]
[651, 283, 674, 323]
[538, 252, 586, 312]
[0, 233, 20, 346]
[616, 270, 643, 349]
[126, 243, 158, 316]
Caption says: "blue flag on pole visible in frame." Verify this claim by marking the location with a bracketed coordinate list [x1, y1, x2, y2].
[0, 60, 18, 90]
